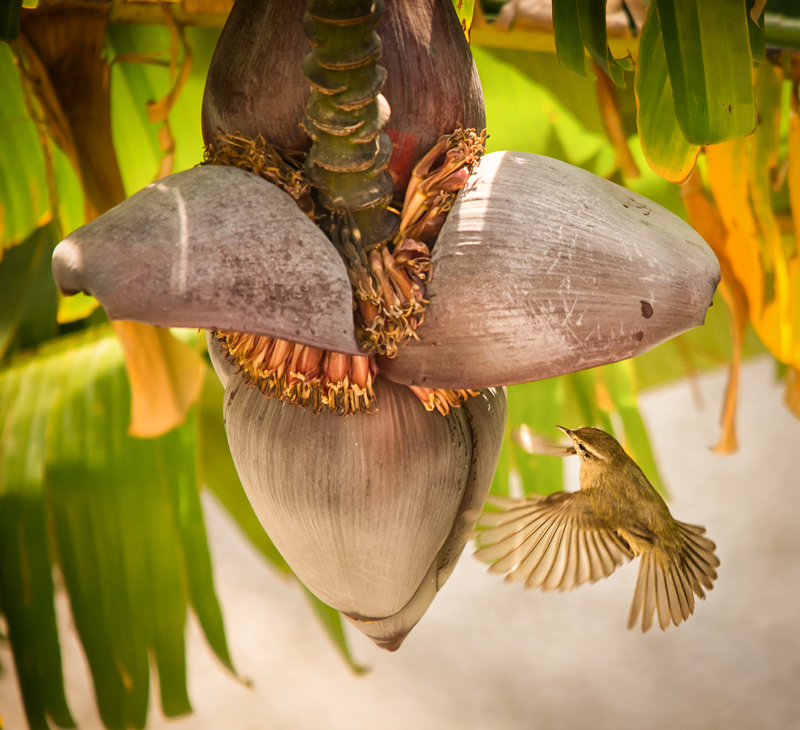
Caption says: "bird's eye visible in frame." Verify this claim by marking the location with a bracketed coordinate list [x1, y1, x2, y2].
[578, 443, 590, 457]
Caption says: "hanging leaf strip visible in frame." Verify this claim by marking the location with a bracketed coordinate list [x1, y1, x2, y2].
[654, 0, 756, 145]
[551, 0, 632, 86]
[635, 4, 700, 183]
[0, 329, 233, 730]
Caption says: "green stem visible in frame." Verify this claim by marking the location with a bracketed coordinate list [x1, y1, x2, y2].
[302, 0, 398, 248]
[765, 13, 800, 51]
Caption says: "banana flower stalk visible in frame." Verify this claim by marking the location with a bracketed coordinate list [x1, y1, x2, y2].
[51, 0, 719, 650]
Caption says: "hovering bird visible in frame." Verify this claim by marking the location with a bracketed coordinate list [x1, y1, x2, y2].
[474, 426, 719, 632]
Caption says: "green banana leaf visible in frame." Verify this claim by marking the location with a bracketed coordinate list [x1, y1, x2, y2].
[0, 43, 50, 250]
[0, 327, 233, 730]
[654, 0, 756, 144]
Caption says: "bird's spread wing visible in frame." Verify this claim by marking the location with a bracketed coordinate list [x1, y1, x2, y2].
[473, 493, 633, 592]
[627, 520, 719, 633]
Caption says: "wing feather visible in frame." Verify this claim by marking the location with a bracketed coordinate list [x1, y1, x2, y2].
[677, 565, 695, 615]
[474, 492, 630, 592]
[677, 521, 708, 536]
[505, 517, 562, 585]
[575, 530, 593, 585]
[683, 547, 716, 589]
[641, 555, 657, 633]
[591, 531, 619, 577]
[626, 521, 718, 632]
[559, 512, 580, 593]
[517, 518, 564, 587]
[541, 518, 572, 591]
[655, 561, 671, 630]
[666, 565, 689, 623]
[584, 532, 606, 582]
[627, 553, 647, 630]
[479, 516, 552, 567]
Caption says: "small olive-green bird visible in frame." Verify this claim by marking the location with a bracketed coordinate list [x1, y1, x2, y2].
[474, 426, 719, 632]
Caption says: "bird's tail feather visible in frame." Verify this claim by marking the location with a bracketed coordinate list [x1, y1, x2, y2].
[627, 521, 719, 632]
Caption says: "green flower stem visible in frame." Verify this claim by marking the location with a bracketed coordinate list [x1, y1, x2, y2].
[302, 0, 398, 248]
[765, 13, 800, 51]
